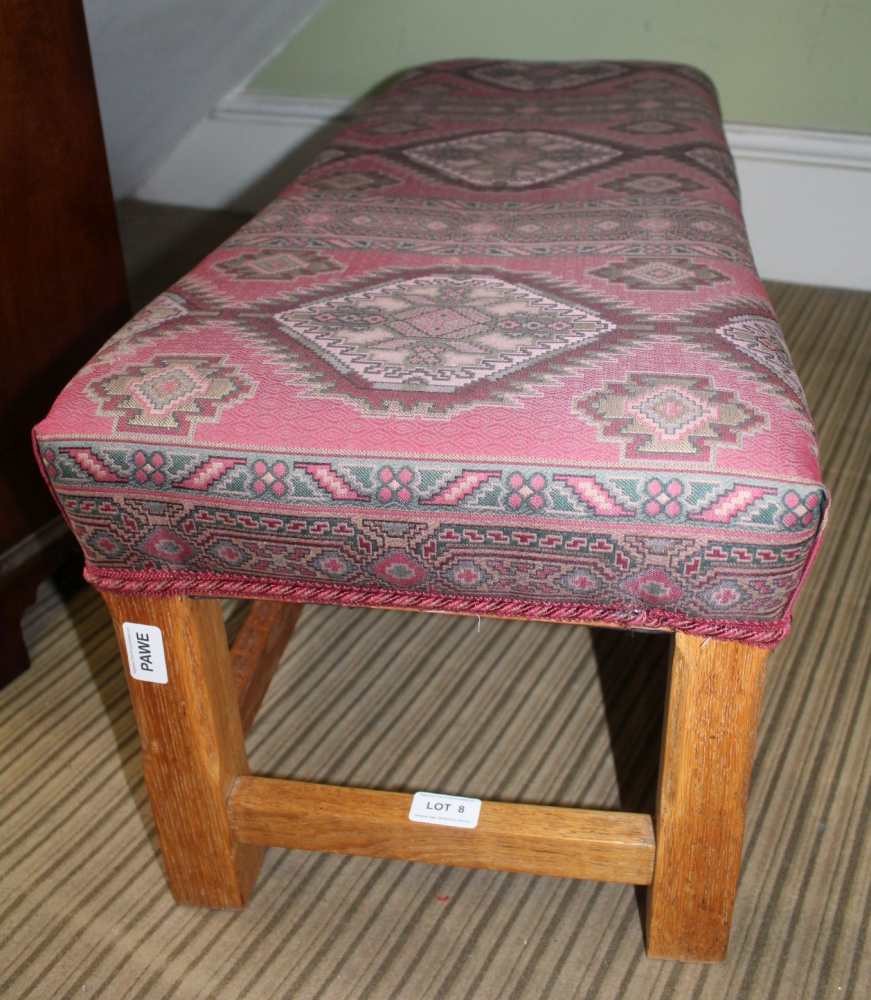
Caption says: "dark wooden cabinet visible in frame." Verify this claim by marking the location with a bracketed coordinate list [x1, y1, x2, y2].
[0, 1, 129, 679]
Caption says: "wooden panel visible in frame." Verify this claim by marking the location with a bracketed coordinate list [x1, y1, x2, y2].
[232, 600, 303, 734]
[0, 525, 79, 687]
[0, 1, 128, 545]
[229, 776, 656, 885]
[103, 592, 263, 908]
[646, 632, 768, 962]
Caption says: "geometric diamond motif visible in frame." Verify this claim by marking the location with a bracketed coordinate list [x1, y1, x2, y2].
[467, 60, 626, 91]
[120, 293, 188, 336]
[275, 274, 615, 394]
[216, 250, 342, 281]
[591, 259, 728, 290]
[716, 316, 807, 403]
[613, 118, 693, 136]
[86, 356, 256, 436]
[402, 131, 624, 189]
[603, 172, 705, 196]
[680, 145, 739, 196]
[574, 373, 764, 461]
[637, 389, 706, 435]
[702, 579, 751, 610]
[302, 170, 399, 193]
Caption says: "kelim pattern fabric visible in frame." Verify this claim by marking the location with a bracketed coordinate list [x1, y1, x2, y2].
[34, 60, 829, 645]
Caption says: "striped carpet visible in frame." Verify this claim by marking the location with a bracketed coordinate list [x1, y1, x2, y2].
[1, 281, 868, 999]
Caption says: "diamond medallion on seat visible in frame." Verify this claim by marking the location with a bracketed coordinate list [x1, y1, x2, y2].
[636, 387, 706, 435]
[591, 259, 727, 290]
[87, 355, 255, 437]
[216, 249, 342, 281]
[274, 274, 614, 398]
[575, 373, 763, 461]
[467, 61, 626, 92]
[402, 131, 623, 189]
[614, 117, 693, 136]
[603, 172, 705, 196]
[301, 169, 399, 193]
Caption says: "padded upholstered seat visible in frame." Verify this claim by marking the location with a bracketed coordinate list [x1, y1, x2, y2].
[34, 60, 829, 963]
[36, 59, 826, 646]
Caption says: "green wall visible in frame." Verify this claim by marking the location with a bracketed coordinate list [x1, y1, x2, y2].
[249, 0, 870, 133]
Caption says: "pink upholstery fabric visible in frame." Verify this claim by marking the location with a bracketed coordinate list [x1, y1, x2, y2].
[34, 60, 828, 645]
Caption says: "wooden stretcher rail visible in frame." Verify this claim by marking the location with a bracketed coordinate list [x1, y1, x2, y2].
[228, 776, 656, 885]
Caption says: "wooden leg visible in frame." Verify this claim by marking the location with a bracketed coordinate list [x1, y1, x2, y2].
[232, 600, 303, 736]
[102, 592, 263, 908]
[646, 632, 768, 961]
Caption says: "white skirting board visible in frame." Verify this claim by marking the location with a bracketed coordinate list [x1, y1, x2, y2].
[137, 93, 871, 291]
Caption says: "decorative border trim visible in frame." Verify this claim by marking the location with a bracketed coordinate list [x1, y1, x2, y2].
[39, 441, 828, 537]
[84, 564, 790, 647]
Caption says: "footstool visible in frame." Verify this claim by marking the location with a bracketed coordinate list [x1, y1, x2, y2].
[34, 60, 828, 962]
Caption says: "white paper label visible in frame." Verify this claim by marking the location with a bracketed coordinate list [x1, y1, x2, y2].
[409, 791, 481, 829]
[122, 622, 168, 684]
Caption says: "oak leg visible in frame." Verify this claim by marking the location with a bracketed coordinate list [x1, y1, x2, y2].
[103, 592, 263, 907]
[232, 600, 303, 736]
[646, 632, 768, 962]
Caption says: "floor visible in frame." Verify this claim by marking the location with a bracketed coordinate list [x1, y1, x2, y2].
[115, 198, 248, 310]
